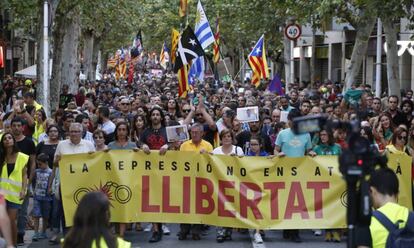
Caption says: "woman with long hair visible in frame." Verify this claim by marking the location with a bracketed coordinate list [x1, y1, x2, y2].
[385, 127, 411, 156]
[373, 112, 395, 152]
[107, 122, 137, 237]
[312, 128, 342, 242]
[33, 109, 47, 144]
[166, 99, 181, 118]
[131, 115, 147, 146]
[0, 133, 29, 246]
[63, 191, 131, 248]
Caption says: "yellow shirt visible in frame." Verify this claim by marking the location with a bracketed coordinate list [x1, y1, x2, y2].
[180, 139, 213, 153]
[385, 144, 409, 155]
[370, 202, 409, 248]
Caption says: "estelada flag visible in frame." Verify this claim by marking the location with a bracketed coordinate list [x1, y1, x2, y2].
[248, 34, 269, 87]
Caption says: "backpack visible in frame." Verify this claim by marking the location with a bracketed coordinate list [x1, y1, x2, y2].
[373, 210, 414, 248]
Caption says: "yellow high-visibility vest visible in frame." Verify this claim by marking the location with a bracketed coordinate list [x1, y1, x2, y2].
[0, 152, 28, 204]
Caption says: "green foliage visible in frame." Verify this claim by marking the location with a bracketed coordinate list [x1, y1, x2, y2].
[1, 0, 39, 32]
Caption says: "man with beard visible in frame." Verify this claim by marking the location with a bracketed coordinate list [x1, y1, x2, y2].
[140, 106, 169, 243]
[279, 96, 294, 112]
[386, 95, 405, 127]
[289, 90, 300, 109]
[96, 106, 115, 144]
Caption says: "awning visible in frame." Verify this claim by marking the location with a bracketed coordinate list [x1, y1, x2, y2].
[14, 60, 53, 78]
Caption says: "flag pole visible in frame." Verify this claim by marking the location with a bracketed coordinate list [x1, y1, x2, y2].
[234, 56, 249, 82]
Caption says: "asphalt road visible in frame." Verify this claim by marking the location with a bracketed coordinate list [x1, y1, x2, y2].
[24, 223, 347, 248]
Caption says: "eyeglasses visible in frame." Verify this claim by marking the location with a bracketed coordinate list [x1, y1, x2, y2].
[70, 130, 81, 133]
[398, 135, 407, 140]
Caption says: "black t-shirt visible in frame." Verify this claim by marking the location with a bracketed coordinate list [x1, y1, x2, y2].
[202, 123, 216, 147]
[140, 127, 168, 150]
[59, 93, 73, 109]
[17, 137, 36, 157]
[16, 136, 35, 178]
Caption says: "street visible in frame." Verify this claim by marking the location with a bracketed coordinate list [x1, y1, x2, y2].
[24, 224, 346, 248]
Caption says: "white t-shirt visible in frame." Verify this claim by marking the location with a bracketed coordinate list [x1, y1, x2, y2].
[213, 145, 244, 156]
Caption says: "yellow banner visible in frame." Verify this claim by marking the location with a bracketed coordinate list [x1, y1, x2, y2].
[60, 151, 412, 228]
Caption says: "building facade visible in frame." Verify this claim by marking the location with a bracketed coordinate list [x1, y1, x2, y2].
[0, 8, 37, 80]
[294, 18, 414, 92]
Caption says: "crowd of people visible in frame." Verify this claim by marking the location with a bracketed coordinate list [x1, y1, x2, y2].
[0, 66, 413, 247]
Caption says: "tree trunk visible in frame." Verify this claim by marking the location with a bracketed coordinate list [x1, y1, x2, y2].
[383, 19, 401, 98]
[61, 13, 81, 94]
[83, 29, 94, 81]
[344, 14, 376, 91]
[91, 36, 101, 81]
[101, 51, 109, 74]
[36, 0, 45, 108]
[50, 11, 65, 112]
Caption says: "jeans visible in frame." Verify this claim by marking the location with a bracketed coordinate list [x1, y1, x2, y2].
[17, 194, 29, 236]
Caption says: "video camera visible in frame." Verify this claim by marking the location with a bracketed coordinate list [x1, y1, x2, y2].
[292, 114, 387, 248]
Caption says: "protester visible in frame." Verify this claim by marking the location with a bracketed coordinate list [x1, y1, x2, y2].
[49, 123, 95, 243]
[63, 191, 131, 248]
[178, 123, 213, 241]
[212, 129, 243, 243]
[31, 153, 53, 241]
[274, 109, 315, 243]
[0, 133, 29, 246]
[356, 168, 410, 248]
[0, 192, 14, 248]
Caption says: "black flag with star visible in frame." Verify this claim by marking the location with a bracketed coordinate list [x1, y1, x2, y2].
[173, 26, 205, 73]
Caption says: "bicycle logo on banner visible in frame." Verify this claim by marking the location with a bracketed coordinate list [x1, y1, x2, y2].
[73, 181, 132, 205]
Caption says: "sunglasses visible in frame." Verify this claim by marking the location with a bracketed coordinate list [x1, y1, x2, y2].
[121, 103, 130, 105]
[398, 135, 407, 140]
[183, 109, 191, 113]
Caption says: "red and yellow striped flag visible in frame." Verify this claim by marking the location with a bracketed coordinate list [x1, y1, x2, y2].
[120, 60, 127, 78]
[179, 0, 187, 17]
[213, 18, 220, 64]
[177, 64, 190, 98]
[171, 29, 180, 65]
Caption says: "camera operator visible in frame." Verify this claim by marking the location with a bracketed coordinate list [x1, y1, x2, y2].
[357, 167, 410, 248]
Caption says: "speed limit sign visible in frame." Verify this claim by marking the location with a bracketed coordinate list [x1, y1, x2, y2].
[285, 24, 301, 40]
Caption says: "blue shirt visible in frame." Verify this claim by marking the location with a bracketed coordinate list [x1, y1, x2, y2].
[33, 168, 53, 201]
[275, 128, 312, 157]
[247, 150, 269, 157]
